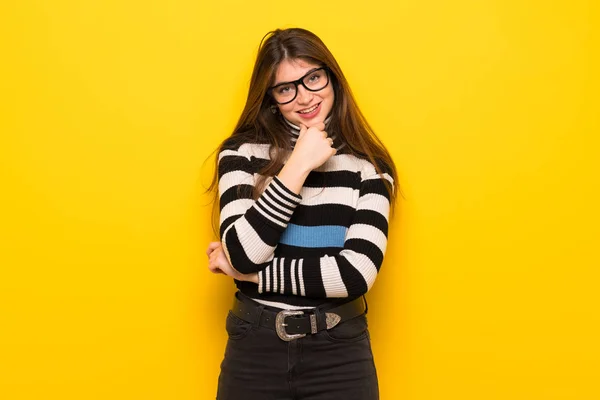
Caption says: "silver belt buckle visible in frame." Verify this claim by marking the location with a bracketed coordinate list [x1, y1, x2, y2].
[275, 310, 306, 341]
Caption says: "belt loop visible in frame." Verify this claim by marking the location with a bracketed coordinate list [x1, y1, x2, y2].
[313, 306, 326, 331]
[362, 295, 369, 315]
[253, 305, 264, 329]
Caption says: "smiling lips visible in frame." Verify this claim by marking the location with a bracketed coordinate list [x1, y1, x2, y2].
[297, 102, 322, 119]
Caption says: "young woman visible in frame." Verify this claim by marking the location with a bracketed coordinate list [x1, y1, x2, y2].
[206, 27, 398, 400]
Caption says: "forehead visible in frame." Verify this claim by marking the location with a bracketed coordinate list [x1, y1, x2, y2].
[274, 59, 321, 84]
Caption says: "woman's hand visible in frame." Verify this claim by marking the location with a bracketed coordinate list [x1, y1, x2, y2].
[277, 122, 336, 194]
[206, 242, 258, 284]
[289, 122, 336, 172]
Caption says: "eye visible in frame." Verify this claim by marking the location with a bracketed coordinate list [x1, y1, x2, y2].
[308, 72, 321, 82]
[277, 85, 293, 94]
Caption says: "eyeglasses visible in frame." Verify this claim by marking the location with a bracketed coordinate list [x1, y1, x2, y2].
[269, 67, 330, 105]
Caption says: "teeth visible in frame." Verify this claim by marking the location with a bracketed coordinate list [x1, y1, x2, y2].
[299, 103, 319, 114]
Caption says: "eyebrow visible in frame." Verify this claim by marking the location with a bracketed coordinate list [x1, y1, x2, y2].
[271, 67, 322, 87]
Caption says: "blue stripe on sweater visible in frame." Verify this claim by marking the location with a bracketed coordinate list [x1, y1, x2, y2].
[279, 224, 348, 248]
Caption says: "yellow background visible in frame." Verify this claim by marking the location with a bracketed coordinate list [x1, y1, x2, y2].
[1, 1, 598, 399]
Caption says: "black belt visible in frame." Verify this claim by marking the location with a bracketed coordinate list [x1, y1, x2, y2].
[231, 292, 367, 341]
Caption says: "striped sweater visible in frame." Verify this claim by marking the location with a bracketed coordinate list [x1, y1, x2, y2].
[218, 125, 393, 309]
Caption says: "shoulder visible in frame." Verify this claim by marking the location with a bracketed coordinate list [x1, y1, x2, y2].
[218, 140, 271, 162]
[353, 157, 394, 186]
[350, 156, 391, 177]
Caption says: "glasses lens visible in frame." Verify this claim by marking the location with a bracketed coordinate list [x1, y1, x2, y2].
[272, 83, 296, 104]
[271, 69, 329, 104]
[303, 69, 328, 91]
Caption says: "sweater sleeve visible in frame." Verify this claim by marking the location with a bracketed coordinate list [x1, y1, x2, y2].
[255, 170, 393, 298]
[218, 147, 302, 274]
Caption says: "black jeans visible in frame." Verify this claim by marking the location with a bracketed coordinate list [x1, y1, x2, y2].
[216, 296, 379, 400]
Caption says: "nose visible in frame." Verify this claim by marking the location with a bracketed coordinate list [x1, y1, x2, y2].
[295, 85, 313, 105]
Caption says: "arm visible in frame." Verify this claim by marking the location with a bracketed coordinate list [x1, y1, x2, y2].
[218, 147, 306, 274]
[218, 124, 335, 275]
[256, 170, 393, 298]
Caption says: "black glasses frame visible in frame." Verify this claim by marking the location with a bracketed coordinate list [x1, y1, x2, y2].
[268, 67, 330, 105]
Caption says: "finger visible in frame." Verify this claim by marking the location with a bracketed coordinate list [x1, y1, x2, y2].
[205, 241, 221, 256]
[328, 137, 334, 146]
[299, 123, 308, 136]
[208, 257, 225, 272]
[322, 131, 328, 139]
[315, 122, 325, 132]
[209, 265, 225, 274]
[208, 241, 221, 250]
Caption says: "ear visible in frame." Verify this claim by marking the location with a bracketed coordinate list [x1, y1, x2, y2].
[269, 105, 279, 114]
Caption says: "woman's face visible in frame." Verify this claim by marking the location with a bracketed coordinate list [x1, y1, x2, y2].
[272, 59, 335, 128]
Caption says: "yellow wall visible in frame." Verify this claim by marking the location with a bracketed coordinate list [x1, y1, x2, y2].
[1, 1, 598, 399]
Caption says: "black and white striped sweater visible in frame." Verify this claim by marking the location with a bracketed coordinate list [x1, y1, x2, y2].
[218, 124, 393, 309]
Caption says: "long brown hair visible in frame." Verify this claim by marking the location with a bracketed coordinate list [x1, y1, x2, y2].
[207, 28, 400, 236]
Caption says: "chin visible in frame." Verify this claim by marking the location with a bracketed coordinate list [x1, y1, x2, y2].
[298, 114, 327, 126]
[310, 117, 326, 126]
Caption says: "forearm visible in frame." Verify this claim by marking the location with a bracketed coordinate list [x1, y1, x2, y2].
[256, 249, 382, 298]
[276, 157, 311, 195]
